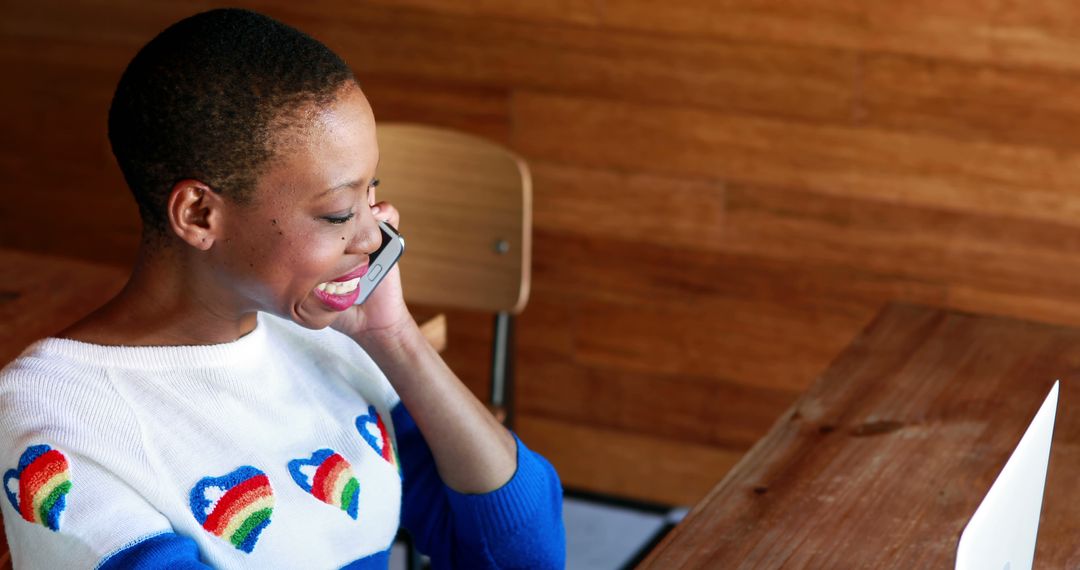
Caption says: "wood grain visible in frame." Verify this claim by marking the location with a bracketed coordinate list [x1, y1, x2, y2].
[860, 52, 1080, 149]
[572, 296, 868, 394]
[528, 227, 944, 390]
[530, 162, 727, 251]
[641, 304, 1080, 568]
[516, 414, 744, 506]
[361, 0, 604, 27]
[0, 35, 139, 266]
[230, 1, 859, 124]
[382, 0, 1080, 74]
[512, 91, 1080, 225]
[360, 75, 512, 146]
[351, 0, 1080, 74]
[516, 349, 798, 450]
[721, 183, 1080, 304]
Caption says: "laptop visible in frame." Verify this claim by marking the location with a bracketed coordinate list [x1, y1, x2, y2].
[955, 380, 1060, 570]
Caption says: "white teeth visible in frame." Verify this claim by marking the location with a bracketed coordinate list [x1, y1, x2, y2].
[317, 277, 361, 296]
[338, 277, 361, 293]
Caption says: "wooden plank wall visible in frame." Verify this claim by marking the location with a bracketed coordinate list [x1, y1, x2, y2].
[6, 1, 1080, 506]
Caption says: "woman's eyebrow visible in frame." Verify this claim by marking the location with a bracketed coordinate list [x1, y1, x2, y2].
[315, 179, 364, 199]
[315, 159, 379, 200]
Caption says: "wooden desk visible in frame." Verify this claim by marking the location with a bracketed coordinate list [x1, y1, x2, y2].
[641, 304, 1079, 568]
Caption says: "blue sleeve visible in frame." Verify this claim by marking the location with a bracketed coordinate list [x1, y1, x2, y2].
[391, 402, 566, 569]
[98, 532, 211, 569]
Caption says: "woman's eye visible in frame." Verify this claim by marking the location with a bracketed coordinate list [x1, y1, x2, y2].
[322, 212, 355, 224]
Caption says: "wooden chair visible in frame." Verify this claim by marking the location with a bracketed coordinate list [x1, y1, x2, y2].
[376, 123, 532, 429]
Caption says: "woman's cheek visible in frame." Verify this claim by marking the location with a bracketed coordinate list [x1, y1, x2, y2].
[304, 235, 348, 266]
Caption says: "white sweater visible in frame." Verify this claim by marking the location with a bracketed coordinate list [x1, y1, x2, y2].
[0, 312, 406, 569]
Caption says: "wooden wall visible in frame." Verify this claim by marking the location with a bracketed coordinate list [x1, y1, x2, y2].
[7, 1, 1080, 506]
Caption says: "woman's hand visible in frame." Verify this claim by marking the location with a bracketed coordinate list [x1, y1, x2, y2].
[329, 201, 414, 342]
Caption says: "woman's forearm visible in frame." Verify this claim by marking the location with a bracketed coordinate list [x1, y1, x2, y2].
[354, 318, 518, 494]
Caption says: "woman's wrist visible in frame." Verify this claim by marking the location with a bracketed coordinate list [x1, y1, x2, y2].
[352, 314, 425, 363]
[352, 318, 431, 400]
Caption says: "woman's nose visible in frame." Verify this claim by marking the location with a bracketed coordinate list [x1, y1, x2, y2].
[346, 217, 381, 256]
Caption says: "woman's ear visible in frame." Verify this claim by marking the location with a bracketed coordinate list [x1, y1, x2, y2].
[167, 179, 223, 251]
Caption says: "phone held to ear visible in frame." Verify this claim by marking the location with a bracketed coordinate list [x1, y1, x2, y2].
[354, 220, 405, 305]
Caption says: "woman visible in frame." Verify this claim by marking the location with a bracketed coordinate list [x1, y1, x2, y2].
[0, 8, 564, 569]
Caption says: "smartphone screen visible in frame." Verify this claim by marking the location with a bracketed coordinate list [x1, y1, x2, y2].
[354, 220, 405, 305]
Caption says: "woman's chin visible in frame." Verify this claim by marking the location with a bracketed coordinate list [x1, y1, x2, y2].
[291, 300, 339, 330]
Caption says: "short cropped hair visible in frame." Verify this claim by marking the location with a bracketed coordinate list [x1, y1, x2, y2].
[108, 8, 355, 238]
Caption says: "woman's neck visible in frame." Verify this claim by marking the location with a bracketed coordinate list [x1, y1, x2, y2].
[57, 241, 257, 346]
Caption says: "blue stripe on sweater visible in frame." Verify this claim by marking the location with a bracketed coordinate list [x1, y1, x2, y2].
[97, 532, 210, 569]
[99, 532, 393, 569]
[340, 547, 392, 568]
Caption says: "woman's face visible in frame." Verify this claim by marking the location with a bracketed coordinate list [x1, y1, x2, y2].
[210, 82, 383, 330]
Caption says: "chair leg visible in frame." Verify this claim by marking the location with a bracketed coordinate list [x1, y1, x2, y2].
[406, 546, 424, 570]
[403, 532, 425, 570]
[490, 312, 515, 430]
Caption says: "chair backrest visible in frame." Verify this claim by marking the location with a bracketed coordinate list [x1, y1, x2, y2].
[375, 123, 531, 315]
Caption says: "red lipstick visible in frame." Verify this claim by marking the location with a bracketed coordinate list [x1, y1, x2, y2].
[313, 263, 369, 311]
[332, 263, 369, 283]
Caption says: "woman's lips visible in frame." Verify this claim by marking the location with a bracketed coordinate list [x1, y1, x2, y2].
[332, 263, 369, 283]
[313, 263, 369, 311]
[313, 284, 361, 311]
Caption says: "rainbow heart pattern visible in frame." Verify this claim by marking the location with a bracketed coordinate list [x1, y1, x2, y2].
[355, 405, 399, 475]
[189, 466, 274, 553]
[3, 444, 71, 531]
[287, 449, 360, 519]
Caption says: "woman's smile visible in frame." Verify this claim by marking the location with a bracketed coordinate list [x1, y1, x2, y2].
[312, 262, 370, 310]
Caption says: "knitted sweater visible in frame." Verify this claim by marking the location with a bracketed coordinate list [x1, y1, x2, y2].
[0, 312, 565, 569]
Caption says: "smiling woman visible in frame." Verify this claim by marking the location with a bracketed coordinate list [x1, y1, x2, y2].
[0, 8, 564, 569]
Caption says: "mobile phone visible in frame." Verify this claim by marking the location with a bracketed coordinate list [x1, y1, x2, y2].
[354, 220, 405, 305]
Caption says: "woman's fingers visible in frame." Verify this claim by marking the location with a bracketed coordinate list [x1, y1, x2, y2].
[372, 201, 400, 230]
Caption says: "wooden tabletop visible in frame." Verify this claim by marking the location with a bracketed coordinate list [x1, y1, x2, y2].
[641, 303, 1079, 568]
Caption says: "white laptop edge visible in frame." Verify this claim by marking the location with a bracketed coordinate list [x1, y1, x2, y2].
[955, 380, 1060, 570]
